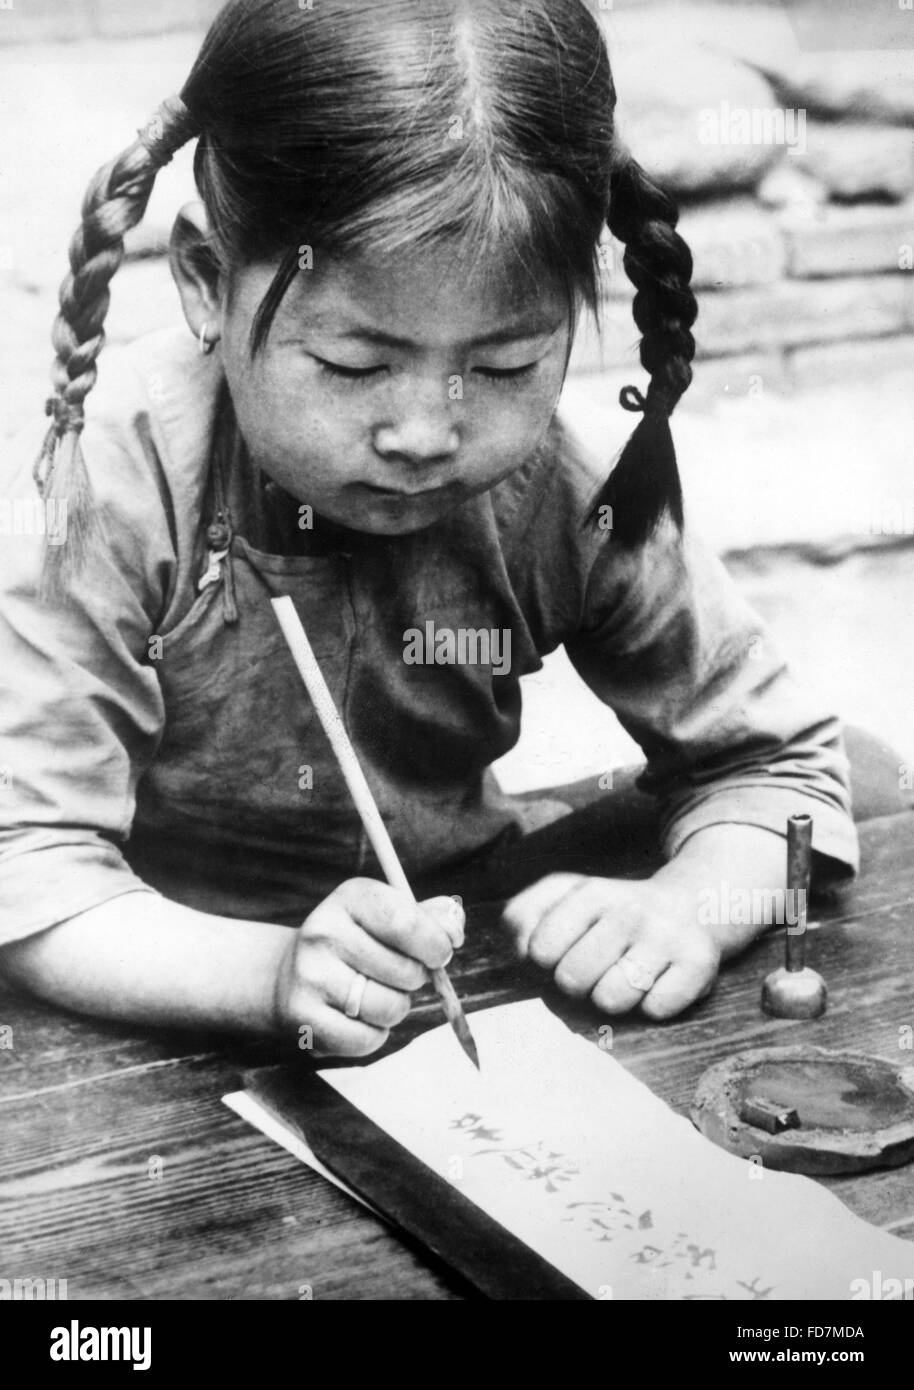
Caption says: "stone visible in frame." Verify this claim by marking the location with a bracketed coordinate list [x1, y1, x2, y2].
[679, 198, 786, 289]
[610, 41, 785, 196]
[792, 123, 914, 205]
[0, 369, 50, 445]
[567, 340, 791, 415]
[691, 274, 913, 357]
[589, 209, 786, 316]
[692, 1047, 914, 1176]
[687, 351, 789, 404]
[0, 284, 57, 440]
[758, 161, 828, 212]
[787, 336, 914, 393]
[92, 1, 218, 39]
[782, 202, 914, 279]
[762, 53, 914, 128]
[0, 0, 89, 44]
[568, 350, 791, 412]
[691, 5, 914, 127]
[608, 5, 802, 82]
[0, 260, 184, 442]
[598, 259, 914, 362]
[1, 35, 201, 293]
[781, 3, 914, 58]
[0, 0, 216, 44]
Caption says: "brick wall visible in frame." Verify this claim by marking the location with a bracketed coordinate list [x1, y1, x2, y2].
[571, 197, 914, 402]
[0, 0, 222, 44]
[3, 0, 912, 410]
[0, 0, 802, 46]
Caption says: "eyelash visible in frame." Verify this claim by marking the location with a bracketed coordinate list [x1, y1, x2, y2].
[314, 359, 384, 380]
[476, 364, 539, 387]
[312, 358, 540, 387]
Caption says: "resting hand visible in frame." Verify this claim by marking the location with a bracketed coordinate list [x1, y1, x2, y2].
[502, 873, 720, 1020]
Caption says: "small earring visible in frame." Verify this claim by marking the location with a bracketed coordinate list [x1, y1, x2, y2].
[199, 323, 216, 356]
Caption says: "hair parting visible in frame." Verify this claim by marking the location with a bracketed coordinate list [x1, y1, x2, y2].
[35, 0, 698, 597]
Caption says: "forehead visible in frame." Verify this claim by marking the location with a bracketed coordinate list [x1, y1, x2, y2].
[253, 242, 569, 347]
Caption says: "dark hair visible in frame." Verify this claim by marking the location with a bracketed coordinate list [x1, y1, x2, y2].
[35, 0, 697, 594]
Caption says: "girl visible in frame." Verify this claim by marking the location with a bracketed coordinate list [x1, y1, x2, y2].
[0, 0, 860, 1057]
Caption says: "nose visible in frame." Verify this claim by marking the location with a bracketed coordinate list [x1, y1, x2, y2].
[372, 381, 460, 466]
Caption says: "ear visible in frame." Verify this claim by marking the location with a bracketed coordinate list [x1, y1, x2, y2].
[169, 201, 224, 345]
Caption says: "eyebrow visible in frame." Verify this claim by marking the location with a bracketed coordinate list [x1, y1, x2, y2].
[328, 318, 566, 350]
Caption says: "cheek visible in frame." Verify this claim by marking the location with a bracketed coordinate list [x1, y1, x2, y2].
[470, 381, 561, 461]
[223, 356, 347, 468]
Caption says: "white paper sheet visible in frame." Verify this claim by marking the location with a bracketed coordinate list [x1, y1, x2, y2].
[320, 1001, 914, 1300]
[222, 1090, 381, 1217]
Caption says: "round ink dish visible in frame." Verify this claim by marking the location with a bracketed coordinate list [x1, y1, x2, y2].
[691, 1046, 914, 1175]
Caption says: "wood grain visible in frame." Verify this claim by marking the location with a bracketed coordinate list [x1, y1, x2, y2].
[1, 813, 913, 1299]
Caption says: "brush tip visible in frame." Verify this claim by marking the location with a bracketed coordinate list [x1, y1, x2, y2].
[457, 1025, 481, 1072]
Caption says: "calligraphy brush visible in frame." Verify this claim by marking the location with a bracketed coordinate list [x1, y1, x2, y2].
[271, 596, 480, 1070]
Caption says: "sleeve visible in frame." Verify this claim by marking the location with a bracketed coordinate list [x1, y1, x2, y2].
[0, 394, 178, 945]
[563, 518, 859, 879]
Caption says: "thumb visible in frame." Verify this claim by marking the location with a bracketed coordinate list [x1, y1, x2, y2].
[420, 895, 465, 949]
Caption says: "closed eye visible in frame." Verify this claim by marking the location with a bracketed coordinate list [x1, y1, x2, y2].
[312, 357, 540, 384]
[475, 362, 539, 381]
[313, 357, 386, 379]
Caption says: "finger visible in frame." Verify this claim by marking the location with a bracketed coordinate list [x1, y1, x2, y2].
[306, 1005, 391, 1060]
[552, 915, 639, 998]
[327, 958, 413, 1030]
[287, 938, 415, 1021]
[333, 880, 454, 970]
[354, 978, 414, 1029]
[526, 879, 620, 969]
[591, 957, 670, 1016]
[639, 955, 717, 1021]
[314, 912, 428, 991]
[501, 874, 587, 955]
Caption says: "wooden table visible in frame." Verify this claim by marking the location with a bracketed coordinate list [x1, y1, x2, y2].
[2, 813, 913, 1300]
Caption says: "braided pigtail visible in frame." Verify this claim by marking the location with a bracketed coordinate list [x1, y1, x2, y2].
[588, 154, 698, 547]
[33, 95, 198, 601]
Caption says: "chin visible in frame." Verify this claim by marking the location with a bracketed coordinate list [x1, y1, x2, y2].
[347, 507, 452, 538]
[338, 490, 470, 538]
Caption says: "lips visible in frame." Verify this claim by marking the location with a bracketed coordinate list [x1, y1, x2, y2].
[362, 482, 447, 498]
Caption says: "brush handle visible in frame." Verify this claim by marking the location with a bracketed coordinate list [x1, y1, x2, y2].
[271, 597, 479, 1067]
